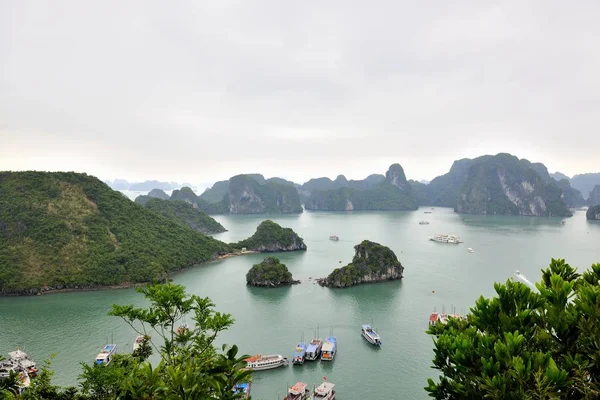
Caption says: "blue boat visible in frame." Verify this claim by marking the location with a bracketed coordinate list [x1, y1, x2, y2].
[95, 344, 117, 365]
[292, 342, 307, 365]
[320, 336, 337, 361]
[233, 382, 251, 399]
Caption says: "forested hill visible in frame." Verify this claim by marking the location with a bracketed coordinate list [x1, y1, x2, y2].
[0, 172, 231, 294]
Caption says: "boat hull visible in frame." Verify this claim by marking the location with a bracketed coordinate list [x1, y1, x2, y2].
[361, 331, 381, 346]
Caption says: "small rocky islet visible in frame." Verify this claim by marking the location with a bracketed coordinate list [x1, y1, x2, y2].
[246, 256, 299, 287]
[318, 240, 404, 288]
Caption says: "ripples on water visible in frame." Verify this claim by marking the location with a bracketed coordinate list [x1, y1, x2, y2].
[1, 209, 599, 399]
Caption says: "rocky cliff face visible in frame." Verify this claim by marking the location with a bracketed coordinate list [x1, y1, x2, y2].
[227, 175, 302, 214]
[556, 179, 586, 208]
[571, 173, 600, 200]
[305, 164, 417, 211]
[319, 240, 403, 288]
[587, 205, 600, 220]
[456, 154, 571, 217]
[588, 185, 600, 206]
[169, 187, 229, 214]
[234, 220, 307, 252]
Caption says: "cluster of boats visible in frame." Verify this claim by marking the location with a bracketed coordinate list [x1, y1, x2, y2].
[0, 349, 37, 393]
[283, 380, 336, 399]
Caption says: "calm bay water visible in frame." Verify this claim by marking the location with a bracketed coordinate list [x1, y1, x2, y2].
[1, 208, 599, 399]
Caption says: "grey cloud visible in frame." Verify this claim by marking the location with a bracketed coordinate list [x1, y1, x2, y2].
[1, 0, 599, 183]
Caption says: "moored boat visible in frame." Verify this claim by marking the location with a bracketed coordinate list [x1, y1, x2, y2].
[292, 342, 308, 365]
[17, 371, 31, 394]
[320, 336, 337, 361]
[428, 312, 439, 326]
[133, 335, 147, 352]
[8, 349, 37, 378]
[305, 338, 323, 361]
[244, 354, 288, 370]
[312, 381, 336, 399]
[361, 325, 381, 346]
[329, 235, 339, 241]
[234, 382, 251, 399]
[285, 381, 310, 400]
[95, 344, 117, 365]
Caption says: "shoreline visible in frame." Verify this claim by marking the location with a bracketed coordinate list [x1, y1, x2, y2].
[0, 250, 261, 297]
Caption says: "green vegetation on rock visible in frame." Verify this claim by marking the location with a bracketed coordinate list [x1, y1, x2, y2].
[134, 188, 169, 206]
[170, 187, 229, 214]
[246, 256, 295, 287]
[305, 164, 417, 211]
[0, 172, 231, 294]
[426, 259, 600, 398]
[235, 220, 306, 252]
[456, 154, 571, 217]
[322, 240, 403, 288]
[143, 198, 226, 234]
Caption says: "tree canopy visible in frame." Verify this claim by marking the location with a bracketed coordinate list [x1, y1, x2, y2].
[426, 259, 600, 399]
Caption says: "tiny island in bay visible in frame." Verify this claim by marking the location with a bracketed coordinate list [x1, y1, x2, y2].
[246, 256, 298, 287]
[318, 240, 404, 288]
[233, 220, 307, 252]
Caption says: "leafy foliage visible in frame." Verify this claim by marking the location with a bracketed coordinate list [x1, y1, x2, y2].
[234, 220, 306, 251]
[426, 259, 600, 399]
[143, 198, 226, 234]
[325, 240, 403, 287]
[246, 256, 294, 286]
[0, 172, 232, 293]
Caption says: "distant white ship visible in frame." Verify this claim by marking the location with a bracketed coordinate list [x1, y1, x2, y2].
[329, 235, 339, 241]
[429, 234, 461, 244]
[419, 221, 430, 225]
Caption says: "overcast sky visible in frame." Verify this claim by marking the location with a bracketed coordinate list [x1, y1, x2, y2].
[1, 1, 599, 185]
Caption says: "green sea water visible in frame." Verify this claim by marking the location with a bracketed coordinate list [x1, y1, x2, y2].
[1, 208, 599, 399]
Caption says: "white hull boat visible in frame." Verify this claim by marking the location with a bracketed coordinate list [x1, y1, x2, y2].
[244, 354, 288, 370]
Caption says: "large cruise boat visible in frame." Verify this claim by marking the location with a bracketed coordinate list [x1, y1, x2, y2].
[361, 325, 382, 346]
[95, 344, 117, 365]
[8, 349, 38, 377]
[320, 336, 337, 361]
[312, 382, 336, 399]
[429, 234, 461, 244]
[244, 354, 288, 370]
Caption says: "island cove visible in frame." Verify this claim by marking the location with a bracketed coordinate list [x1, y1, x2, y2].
[0, 171, 306, 295]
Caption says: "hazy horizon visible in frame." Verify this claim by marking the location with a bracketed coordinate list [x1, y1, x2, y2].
[2, 1, 599, 184]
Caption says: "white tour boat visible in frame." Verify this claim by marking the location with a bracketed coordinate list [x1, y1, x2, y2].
[285, 381, 310, 400]
[95, 344, 117, 365]
[429, 234, 461, 244]
[312, 382, 336, 399]
[329, 235, 339, 241]
[361, 325, 381, 346]
[419, 221, 430, 225]
[244, 354, 288, 371]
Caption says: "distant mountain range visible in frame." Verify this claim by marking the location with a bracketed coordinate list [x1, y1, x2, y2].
[549, 172, 600, 200]
[104, 179, 193, 191]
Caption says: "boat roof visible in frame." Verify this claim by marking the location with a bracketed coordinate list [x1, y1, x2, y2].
[234, 382, 249, 393]
[289, 382, 307, 394]
[306, 343, 319, 352]
[321, 342, 335, 351]
[8, 350, 28, 359]
[244, 354, 281, 362]
[315, 382, 335, 394]
[96, 353, 110, 360]
[101, 344, 116, 352]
